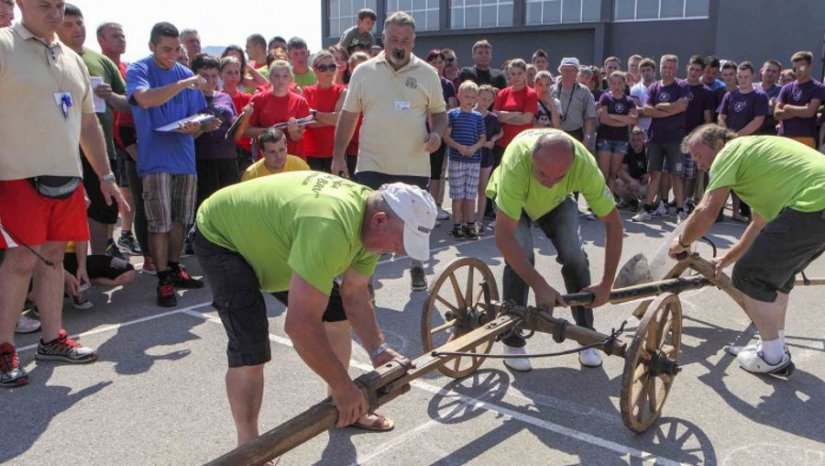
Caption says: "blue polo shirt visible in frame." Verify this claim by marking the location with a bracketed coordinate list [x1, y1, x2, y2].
[126, 56, 206, 177]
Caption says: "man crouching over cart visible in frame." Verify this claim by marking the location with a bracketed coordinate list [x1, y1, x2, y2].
[194, 171, 436, 448]
[671, 124, 825, 375]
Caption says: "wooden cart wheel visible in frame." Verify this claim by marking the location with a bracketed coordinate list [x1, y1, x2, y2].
[620, 292, 683, 433]
[421, 257, 500, 379]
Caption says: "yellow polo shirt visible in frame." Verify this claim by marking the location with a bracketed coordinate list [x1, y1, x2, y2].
[0, 23, 94, 180]
[241, 155, 310, 182]
[342, 52, 446, 177]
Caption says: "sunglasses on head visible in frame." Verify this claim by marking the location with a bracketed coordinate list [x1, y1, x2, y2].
[315, 64, 336, 72]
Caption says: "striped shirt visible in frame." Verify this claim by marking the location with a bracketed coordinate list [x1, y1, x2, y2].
[447, 108, 486, 163]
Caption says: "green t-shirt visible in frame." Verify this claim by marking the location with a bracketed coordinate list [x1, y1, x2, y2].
[706, 136, 825, 221]
[196, 171, 379, 293]
[486, 128, 615, 221]
[293, 68, 317, 87]
[80, 48, 125, 160]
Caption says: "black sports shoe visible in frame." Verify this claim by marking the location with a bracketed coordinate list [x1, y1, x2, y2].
[451, 226, 465, 238]
[157, 275, 177, 307]
[105, 239, 126, 260]
[463, 224, 478, 239]
[170, 266, 204, 289]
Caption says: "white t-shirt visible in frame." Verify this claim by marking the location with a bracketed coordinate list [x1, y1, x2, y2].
[630, 81, 652, 134]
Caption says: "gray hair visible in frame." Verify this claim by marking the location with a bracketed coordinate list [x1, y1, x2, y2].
[681, 123, 737, 154]
[384, 11, 415, 32]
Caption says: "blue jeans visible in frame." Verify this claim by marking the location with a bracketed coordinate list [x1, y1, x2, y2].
[501, 196, 594, 347]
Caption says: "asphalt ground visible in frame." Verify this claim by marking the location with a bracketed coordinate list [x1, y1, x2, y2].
[3, 202, 825, 466]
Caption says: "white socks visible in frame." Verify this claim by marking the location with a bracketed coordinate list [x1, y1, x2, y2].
[761, 338, 785, 365]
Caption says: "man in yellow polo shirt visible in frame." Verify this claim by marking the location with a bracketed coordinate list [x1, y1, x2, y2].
[332, 11, 447, 291]
[194, 171, 436, 448]
[487, 128, 624, 371]
[240, 128, 309, 182]
[672, 124, 825, 376]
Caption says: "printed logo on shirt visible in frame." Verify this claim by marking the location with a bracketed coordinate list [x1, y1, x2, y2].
[686, 91, 695, 101]
[734, 101, 747, 113]
[659, 91, 671, 102]
[406, 77, 418, 89]
[614, 102, 626, 113]
[792, 87, 803, 102]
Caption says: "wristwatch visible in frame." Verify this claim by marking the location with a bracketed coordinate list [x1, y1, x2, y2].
[100, 172, 116, 182]
[371, 343, 388, 359]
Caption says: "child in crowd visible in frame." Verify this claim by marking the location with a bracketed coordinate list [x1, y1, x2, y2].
[444, 81, 487, 239]
[596, 71, 638, 196]
[475, 84, 503, 233]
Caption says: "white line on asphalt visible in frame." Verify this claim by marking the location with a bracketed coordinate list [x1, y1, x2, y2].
[179, 309, 681, 465]
[350, 419, 441, 466]
[17, 302, 213, 353]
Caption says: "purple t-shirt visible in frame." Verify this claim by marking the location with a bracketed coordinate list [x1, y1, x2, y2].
[440, 77, 456, 104]
[685, 83, 714, 131]
[777, 79, 825, 138]
[646, 79, 691, 143]
[597, 93, 635, 141]
[718, 89, 769, 133]
[195, 92, 237, 160]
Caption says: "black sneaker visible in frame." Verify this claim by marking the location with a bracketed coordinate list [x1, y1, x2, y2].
[170, 266, 204, 289]
[105, 239, 126, 260]
[451, 226, 465, 239]
[157, 275, 177, 307]
[1, 342, 28, 387]
[117, 232, 142, 256]
[463, 224, 478, 239]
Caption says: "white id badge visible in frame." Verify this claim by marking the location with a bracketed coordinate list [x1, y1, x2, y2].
[395, 101, 411, 111]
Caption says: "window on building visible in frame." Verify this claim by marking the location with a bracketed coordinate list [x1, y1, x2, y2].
[387, 0, 441, 31]
[614, 0, 709, 21]
[450, 0, 514, 29]
[328, 0, 378, 38]
[525, 0, 601, 24]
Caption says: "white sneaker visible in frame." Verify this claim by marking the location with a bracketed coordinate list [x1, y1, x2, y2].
[579, 347, 603, 367]
[676, 210, 688, 223]
[653, 202, 669, 217]
[15, 314, 41, 334]
[737, 351, 794, 375]
[436, 208, 450, 221]
[727, 339, 789, 356]
[631, 211, 652, 222]
[502, 345, 532, 372]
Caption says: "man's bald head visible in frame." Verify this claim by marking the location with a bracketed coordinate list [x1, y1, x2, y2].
[531, 132, 575, 188]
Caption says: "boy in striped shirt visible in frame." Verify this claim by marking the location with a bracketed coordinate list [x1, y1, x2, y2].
[444, 81, 487, 238]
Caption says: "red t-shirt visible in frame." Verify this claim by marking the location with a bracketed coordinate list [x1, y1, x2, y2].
[301, 84, 344, 158]
[494, 86, 538, 148]
[249, 91, 311, 156]
[224, 88, 253, 152]
[256, 81, 300, 94]
[115, 61, 134, 128]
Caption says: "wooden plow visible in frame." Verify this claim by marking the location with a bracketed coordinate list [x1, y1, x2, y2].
[207, 253, 824, 465]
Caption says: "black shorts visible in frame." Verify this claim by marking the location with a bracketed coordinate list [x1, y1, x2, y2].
[306, 156, 333, 174]
[732, 208, 825, 302]
[64, 254, 134, 280]
[119, 126, 137, 148]
[480, 148, 495, 169]
[115, 147, 131, 188]
[193, 229, 346, 368]
[82, 155, 120, 224]
[353, 171, 429, 190]
[429, 142, 447, 180]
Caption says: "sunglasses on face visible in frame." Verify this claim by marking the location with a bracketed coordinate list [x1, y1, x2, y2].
[446, 58, 455, 63]
[315, 64, 336, 72]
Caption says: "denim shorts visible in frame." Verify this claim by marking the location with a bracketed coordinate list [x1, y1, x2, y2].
[732, 208, 825, 302]
[596, 139, 629, 154]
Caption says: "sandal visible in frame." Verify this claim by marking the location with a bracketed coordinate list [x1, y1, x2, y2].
[351, 412, 395, 432]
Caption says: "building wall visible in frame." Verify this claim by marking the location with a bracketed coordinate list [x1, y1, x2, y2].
[412, 28, 597, 70]
[714, 0, 825, 79]
[605, 19, 717, 64]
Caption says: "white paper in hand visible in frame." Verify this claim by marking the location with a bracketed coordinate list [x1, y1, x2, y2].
[90, 77, 106, 113]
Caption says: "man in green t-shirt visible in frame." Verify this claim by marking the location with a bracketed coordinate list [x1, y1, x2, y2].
[194, 171, 436, 448]
[487, 129, 624, 371]
[58, 4, 131, 256]
[672, 124, 825, 375]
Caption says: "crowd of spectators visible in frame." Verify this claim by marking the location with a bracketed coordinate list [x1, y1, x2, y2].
[2, 2, 825, 393]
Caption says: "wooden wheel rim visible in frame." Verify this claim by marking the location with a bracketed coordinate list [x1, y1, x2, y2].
[620, 292, 682, 433]
[421, 257, 500, 379]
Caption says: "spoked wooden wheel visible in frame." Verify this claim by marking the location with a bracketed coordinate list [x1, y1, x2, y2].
[421, 257, 500, 379]
[620, 292, 683, 433]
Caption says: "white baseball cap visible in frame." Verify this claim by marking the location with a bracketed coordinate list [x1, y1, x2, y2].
[380, 183, 437, 261]
[559, 57, 581, 70]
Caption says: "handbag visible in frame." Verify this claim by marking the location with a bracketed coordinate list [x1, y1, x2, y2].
[27, 175, 81, 200]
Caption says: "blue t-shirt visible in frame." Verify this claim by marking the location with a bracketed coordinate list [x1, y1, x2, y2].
[718, 89, 769, 133]
[646, 79, 691, 143]
[777, 79, 825, 138]
[597, 93, 635, 142]
[126, 56, 207, 177]
[447, 108, 485, 163]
